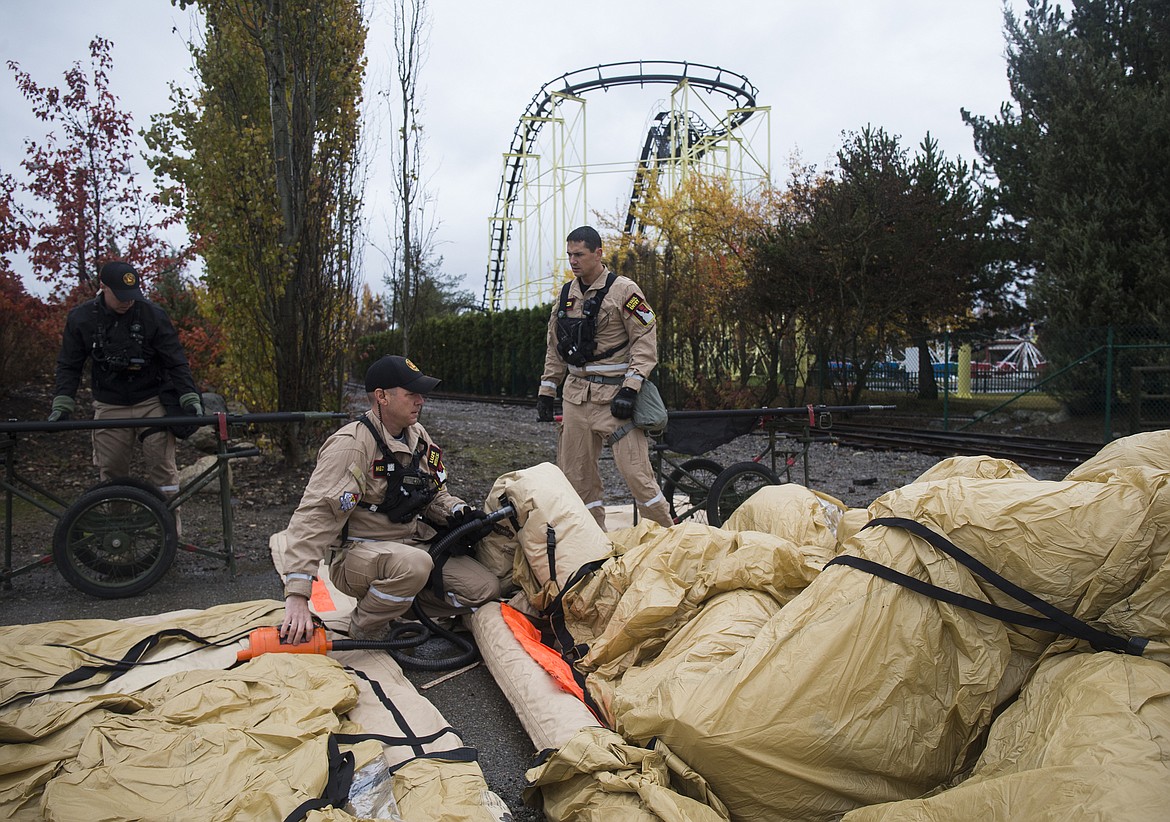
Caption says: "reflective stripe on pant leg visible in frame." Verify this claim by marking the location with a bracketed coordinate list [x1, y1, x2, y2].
[334, 542, 432, 632]
[610, 425, 674, 527]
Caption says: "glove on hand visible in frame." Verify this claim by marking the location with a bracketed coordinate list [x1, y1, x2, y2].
[536, 395, 555, 422]
[446, 505, 489, 530]
[610, 386, 637, 420]
[439, 506, 490, 555]
[48, 395, 75, 423]
[179, 392, 204, 417]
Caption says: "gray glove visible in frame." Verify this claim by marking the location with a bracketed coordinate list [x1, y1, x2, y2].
[48, 395, 75, 422]
[179, 392, 203, 417]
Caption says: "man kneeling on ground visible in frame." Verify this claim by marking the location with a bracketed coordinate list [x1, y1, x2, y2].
[278, 355, 499, 644]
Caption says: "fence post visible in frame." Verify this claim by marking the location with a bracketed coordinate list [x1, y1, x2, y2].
[1103, 326, 1115, 442]
[956, 343, 972, 399]
[942, 329, 951, 431]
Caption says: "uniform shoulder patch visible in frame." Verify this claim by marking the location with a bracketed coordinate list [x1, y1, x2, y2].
[426, 444, 448, 485]
[623, 293, 655, 326]
[338, 491, 360, 512]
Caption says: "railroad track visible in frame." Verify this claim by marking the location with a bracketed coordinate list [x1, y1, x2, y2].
[418, 391, 1104, 468]
[826, 424, 1102, 468]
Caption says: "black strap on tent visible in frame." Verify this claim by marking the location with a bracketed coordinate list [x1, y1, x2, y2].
[0, 626, 254, 710]
[282, 734, 355, 822]
[545, 524, 558, 583]
[542, 556, 612, 721]
[343, 666, 463, 755]
[826, 517, 1148, 656]
[282, 666, 482, 822]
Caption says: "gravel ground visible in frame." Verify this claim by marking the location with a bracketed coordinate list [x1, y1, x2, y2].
[0, 394, 1073, 821]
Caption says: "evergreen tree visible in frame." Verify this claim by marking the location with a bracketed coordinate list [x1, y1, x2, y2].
[963, 0, 1170, 328]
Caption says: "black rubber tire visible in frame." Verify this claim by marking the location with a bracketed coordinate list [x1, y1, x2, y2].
[92, 476, 169, 501]
[52, 484, 178, 598]
[706, 462, 780, 527]
[662, 458, 723, 523]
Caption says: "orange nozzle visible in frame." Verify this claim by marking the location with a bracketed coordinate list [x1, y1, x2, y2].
[236, 626, 333, 661]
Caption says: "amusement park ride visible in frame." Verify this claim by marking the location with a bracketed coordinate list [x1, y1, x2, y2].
[481, 60, 771, 311]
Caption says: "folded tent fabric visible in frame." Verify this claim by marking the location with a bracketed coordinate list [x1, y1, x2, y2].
[479, 461, 613, 610]
[575, 460, 1170, 820]
[0, 600, 512, 821]
[840, 650, 1170, 822]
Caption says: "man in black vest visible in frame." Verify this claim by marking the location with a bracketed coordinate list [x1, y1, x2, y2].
[49, 261, 201, 504]
[537, 226, 673, 529]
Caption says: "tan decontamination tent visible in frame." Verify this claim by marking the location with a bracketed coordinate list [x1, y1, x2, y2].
[6, 431, 1170, 820]
[476, 432, 1170, 821]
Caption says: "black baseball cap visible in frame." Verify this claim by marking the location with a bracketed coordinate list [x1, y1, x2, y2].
[99, 261, 145, 301]
[364, 355, 441, 394]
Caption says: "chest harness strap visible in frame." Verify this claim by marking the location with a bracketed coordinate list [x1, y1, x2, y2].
[353, 416, 439, 524]
[555, 272, 628, 366]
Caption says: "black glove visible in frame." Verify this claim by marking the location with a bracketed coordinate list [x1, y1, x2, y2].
[446, 505, 489, 531]
[436, 506, 490, 556]
[536, 395, 555, 422]
[610, 386, 637, 420]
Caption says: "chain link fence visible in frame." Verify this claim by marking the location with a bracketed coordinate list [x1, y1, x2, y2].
[869, 326, 1170, 443]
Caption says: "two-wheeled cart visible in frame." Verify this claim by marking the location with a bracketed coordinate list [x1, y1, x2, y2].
[651, 404, 894, 526]
[1, 411, 346, 598]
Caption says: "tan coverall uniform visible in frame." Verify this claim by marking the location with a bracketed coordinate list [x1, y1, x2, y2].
[278, 410, 500, 636]
[539, 268, 673, 529]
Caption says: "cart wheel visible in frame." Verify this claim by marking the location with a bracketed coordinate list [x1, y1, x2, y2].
[52, 483, 178, 598]
[706, 462, 780, 527]
[662, 458, 723, 522]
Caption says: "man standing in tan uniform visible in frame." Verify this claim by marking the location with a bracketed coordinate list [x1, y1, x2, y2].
[537, 226, 673, 529]
[279, 355, 499, 644]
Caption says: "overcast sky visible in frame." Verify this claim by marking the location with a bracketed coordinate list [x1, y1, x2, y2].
[1, 0, 1023, 301]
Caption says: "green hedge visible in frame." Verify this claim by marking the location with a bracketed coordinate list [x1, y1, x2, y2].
[354, 305, 550, 397]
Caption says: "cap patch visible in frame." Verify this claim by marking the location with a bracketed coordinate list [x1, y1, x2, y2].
[405, 358, 421, 372]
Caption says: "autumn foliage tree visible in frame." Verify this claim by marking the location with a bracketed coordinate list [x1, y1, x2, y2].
[3, 37, 185, 298]
[625, 174, 782, 407]
[156, 0, 367, 463]
[1, 37, 204, 393]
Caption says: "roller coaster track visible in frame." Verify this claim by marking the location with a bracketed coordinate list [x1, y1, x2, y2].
[624, 109, 724, 237]
[482, 60, 760, 312]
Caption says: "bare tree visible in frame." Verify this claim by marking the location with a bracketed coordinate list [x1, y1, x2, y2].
[384, 0, 438, 355]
